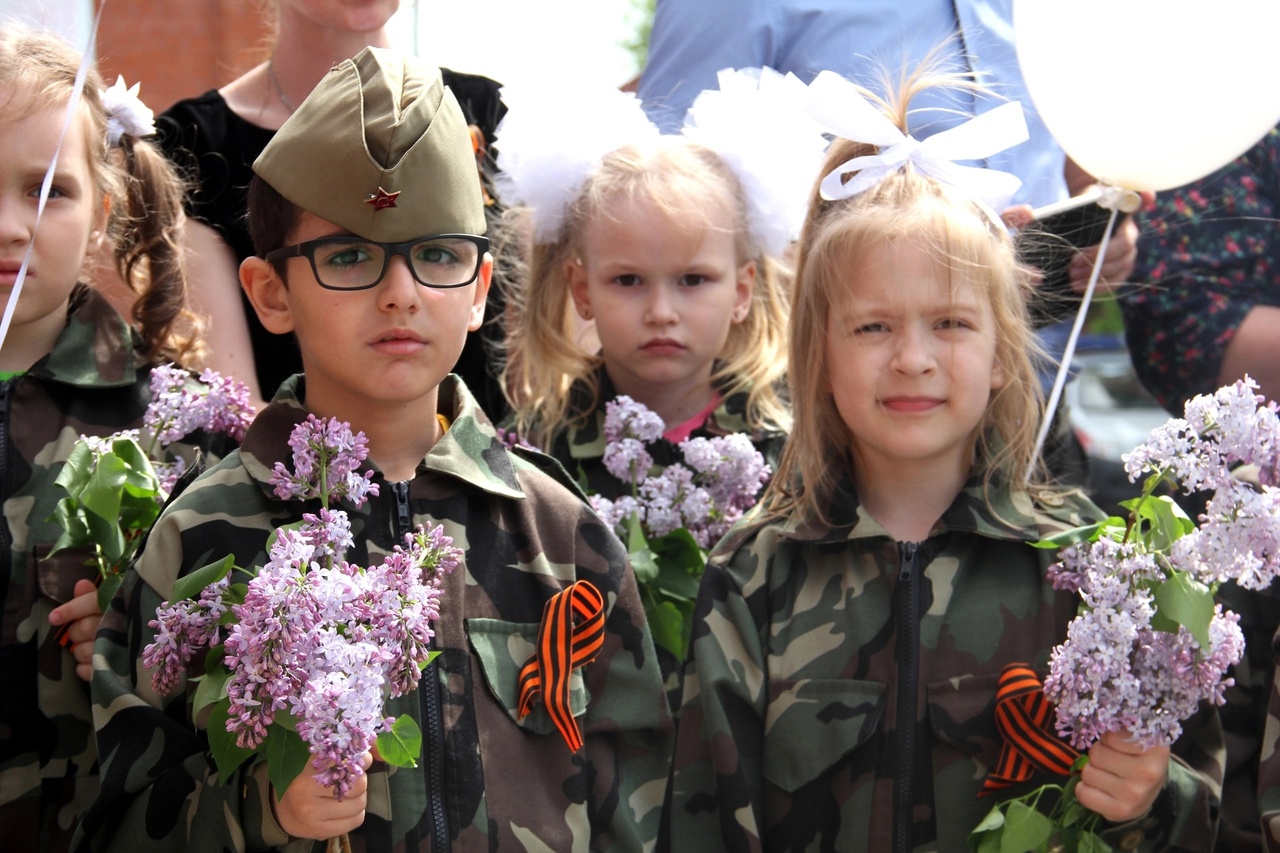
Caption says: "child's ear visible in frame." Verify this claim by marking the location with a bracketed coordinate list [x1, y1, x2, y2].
[468, 255, 494, 332]
[240, 256, 295, 334]
[990, 358, 1008, 391]
[88, 195, 110, 254]
[732, 260, 757, 324]
[565, 258, 593, 321]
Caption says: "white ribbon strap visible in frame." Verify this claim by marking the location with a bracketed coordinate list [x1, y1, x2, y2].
[803, 70, 1030, 212]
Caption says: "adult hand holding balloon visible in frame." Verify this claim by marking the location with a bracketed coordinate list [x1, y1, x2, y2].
[1013, 0, 1280, 481]
[1014, 0, 1280, 192]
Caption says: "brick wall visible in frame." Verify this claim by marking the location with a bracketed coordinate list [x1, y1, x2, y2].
[95, 0, 271, 114]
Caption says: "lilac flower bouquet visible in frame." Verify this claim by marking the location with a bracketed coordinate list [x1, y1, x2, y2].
[971, 377, 1278, 851]
[589, 396, 770, 658]
[48, 364, 254, 610]
[143, 415, 460, 808]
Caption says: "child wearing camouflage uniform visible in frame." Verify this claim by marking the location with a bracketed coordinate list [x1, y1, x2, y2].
[77, 47, 672, 853]
[0, 28, 207, 853]
[661, 70, 1222, 852]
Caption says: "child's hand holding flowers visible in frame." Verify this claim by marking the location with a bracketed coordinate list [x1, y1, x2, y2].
[46, 365, 254, 676]
[972, 377, 1277, 852]
[142, 413, 460, 825]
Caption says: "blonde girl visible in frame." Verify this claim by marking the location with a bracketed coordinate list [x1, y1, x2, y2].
[660, 68, 1220, 853]
[498, 73, 823, 499]
[0, 27, 202, 852]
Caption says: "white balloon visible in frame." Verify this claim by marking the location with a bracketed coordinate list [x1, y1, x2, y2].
[1014, 0, 1280, 191]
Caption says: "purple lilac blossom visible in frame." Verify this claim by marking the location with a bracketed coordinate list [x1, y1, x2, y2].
[198, 368, 255, 442]
[144, 576, 231, 695]
[603, 395, 665, 445]
[143, 414, 458, 799]
[145, 364, 255, 448]
[596, 398, 770, 549]
[1044, 538, 1246, 749]
[270, 414, 380, 506]
[146, 364, 206, 446]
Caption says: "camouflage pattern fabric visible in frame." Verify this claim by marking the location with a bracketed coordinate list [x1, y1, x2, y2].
[1214, 580, 1280, 851]
[662, 476, 1223, 853]
[76, 374, 673, 853]
[541, 367, 787, 501]
[1, 287, 163, 852]
[1251, 584, 1280, 851]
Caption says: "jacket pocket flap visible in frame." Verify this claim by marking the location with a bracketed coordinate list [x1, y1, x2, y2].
[466, 617, 588, 736]
[762, 678, 885, 793]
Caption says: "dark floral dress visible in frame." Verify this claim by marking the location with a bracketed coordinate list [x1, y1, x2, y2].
[1121, 125, 1280, 414]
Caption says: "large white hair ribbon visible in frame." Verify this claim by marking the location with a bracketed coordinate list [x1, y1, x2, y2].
[494, 69, 828, 254]
[494, 82, 660, 243]
[803, 70, 1030, 213]
[682, 68, 829, 256]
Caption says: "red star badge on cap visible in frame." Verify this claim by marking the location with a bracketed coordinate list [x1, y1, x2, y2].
[365, 187, 401, 210]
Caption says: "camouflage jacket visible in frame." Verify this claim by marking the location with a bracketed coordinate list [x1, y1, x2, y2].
[662, 477, 1223, 853]
[542, 368, 787, 501]
[77, 375, 673, 853]
[1247, 581, 1280, 851]
[0, 287, 155, 852]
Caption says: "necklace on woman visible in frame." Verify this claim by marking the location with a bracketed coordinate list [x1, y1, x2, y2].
[267, 59, 296, 114]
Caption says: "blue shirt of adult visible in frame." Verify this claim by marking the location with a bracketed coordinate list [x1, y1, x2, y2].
[637, 0, 1068, 210]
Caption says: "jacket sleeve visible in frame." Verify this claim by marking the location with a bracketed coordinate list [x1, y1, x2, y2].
[74, 513, 294, 853]
[660, 538, 769, 853]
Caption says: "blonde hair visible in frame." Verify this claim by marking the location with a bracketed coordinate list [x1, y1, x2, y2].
[0, 26, 203, 368]
[500, 136, 791, 446]
[763, 70, 1053, 524]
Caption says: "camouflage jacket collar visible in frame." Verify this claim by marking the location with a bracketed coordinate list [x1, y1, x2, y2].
[564, 366, 785, 461]
[240, 374, 526, 499]
[25, 284, 141, 389]
[778, 474, 1100, 546]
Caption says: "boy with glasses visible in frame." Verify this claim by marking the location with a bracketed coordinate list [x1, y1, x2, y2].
[79, 47, 672, 852]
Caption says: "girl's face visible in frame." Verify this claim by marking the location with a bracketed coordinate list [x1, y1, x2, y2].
[0, 99, 106, 367]
[825, 238, 1006, 479]
[568, 195, 754, 412]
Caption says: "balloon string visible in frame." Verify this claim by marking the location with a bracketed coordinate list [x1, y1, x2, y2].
[1025, 205, 1122, 485]
[0, 0, 107, 357]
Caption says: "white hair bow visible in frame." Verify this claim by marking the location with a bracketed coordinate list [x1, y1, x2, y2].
[803, 70, 1029, 213]
[494, 69, 828, 254]
[101, 76, 156, 147]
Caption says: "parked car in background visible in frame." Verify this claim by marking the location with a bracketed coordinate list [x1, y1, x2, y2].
[1064, 337, 1175, 517]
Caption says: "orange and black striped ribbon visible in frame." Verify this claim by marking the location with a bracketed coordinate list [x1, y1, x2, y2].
[517, 580, 605, 752]
[979, 662, 1080, 797]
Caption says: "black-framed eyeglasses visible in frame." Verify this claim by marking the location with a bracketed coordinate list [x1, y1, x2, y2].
[265, 234, 490, 290]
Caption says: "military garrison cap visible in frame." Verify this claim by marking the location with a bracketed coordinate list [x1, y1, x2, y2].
[253, 46, 486, 241]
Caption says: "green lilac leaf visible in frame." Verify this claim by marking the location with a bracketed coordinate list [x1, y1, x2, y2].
[172, 554, 236, 603]
[376, 715, 422, 768]
[265, 723, 312, 800]
[207, 697, 259, 784]
[96, 572, 123, 612]
[191, 666, 231, 716]
[1031, 522, 1106, 549]
[1154, 570, 1214, 648]
[1001, 801, 1053, 853]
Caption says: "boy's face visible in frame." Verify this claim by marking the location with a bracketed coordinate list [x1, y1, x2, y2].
[242, 210, 490, 419]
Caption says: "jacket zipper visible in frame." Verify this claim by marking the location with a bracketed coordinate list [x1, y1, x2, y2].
[893, 540, 924, 853]
[393, 481, 450, 852]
